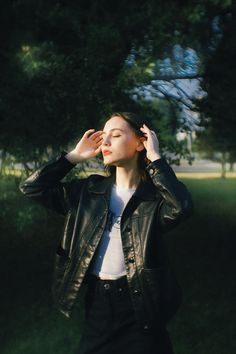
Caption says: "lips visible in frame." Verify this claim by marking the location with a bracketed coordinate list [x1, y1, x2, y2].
[102, 150, 112, 156]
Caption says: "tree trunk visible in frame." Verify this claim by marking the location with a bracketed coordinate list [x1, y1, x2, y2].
[221, 152, 226, 179]
[0, 150, 7, 176]
[229, 162, 234, 172]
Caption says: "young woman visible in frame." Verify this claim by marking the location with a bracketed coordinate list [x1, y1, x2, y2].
[19, 112, 193, 354]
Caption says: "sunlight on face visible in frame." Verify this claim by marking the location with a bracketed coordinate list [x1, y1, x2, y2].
[101, 116, 142, 167]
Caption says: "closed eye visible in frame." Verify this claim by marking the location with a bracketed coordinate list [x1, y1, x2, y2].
[112, 135, 121, 137]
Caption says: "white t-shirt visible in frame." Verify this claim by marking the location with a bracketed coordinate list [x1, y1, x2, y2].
[89, 184, 136, 279]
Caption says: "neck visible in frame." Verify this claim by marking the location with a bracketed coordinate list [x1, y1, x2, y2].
[115, 165, 141, 189]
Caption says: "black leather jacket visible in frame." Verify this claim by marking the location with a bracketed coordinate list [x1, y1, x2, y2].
[19, 152, 193, 331]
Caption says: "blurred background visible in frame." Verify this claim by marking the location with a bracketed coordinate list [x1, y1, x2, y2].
[0, 1, 235, 353]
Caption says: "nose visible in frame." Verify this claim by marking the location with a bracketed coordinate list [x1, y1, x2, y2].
[102, 135, 111, 146]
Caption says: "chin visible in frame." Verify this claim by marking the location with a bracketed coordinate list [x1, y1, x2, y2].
[103, 156, 115, 165]
[104, 161, 116, 167]
[103, 156, 126, 167]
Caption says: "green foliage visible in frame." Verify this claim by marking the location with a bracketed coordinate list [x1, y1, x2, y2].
[0, 180, 48, 238]
[195, 7, 236, 162]
[15, 205, 43, 233]
[0, 0, 233, 167]
[136, 99, 193, 164]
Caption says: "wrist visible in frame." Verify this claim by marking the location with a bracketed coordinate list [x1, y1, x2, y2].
[148, 152, 162, 162]
[65, 151, 83, 164]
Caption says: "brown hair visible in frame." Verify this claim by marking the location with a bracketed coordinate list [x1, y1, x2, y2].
[103, 112, 151, 182]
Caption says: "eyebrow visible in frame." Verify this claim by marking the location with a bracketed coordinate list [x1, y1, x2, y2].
[102, 128, 125, 135]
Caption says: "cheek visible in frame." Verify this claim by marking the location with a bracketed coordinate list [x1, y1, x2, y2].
[112, 135, 137, 154]
[120, 141, 137, 156]
[125, 136, 138, 150]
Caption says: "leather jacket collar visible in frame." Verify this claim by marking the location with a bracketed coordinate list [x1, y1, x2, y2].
[87, 173, 157, 201]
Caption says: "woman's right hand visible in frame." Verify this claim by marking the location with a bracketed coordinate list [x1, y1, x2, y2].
[65, 129, 103, 164]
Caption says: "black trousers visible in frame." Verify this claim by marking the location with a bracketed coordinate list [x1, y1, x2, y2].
[77, 274, 174, 354]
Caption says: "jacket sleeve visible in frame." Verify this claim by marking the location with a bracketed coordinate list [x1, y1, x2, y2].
[19, 152, 84, 215]
[146, 158, 193, 232]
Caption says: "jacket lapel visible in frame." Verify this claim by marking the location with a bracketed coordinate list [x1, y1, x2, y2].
[87, 173, 157, 201]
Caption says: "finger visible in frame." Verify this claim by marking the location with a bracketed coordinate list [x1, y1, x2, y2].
[141, 125, 156, 136]
[90, 131, 104, 140]
[140, 125, 151, 133]
[94, 135, 104, 143]
[142, 133, 148, 138]
[83, 129, 95, 138]
[144, 124, 156, 136]
[94, 145, 102, 155]
[140, 127, 148, 133]
[95, 137, 103, 145]
[140, 128, 148, 137]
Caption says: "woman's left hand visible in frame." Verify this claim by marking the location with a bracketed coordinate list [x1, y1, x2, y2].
[140, 124, 161, 162]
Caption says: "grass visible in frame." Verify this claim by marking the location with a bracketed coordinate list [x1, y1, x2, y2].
[166, 178, 236, 354]
[0, 175, 236, 353]
[176, 172, 236, 179]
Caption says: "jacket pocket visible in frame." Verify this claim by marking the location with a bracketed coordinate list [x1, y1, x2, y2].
[51, 245, 71, 302]
[141, 263, 183, 325]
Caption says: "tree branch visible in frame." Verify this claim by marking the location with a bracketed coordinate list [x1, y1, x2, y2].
[151, 74, 201, 81]
[146, 85, 197, 111]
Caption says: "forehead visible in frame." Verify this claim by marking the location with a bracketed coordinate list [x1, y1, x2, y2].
[103, 116, 131, 132]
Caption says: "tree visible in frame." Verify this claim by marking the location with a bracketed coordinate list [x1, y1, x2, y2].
[195, 4, 236, 176]
[0, 0, 232, 168]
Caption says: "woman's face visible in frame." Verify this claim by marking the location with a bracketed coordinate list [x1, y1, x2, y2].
[101, 116, 144, 167]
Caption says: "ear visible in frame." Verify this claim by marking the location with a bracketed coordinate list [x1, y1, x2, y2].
[136, 137, 146, 152]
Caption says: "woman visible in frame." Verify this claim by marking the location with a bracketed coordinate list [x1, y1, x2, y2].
[19, 112, 193, 354]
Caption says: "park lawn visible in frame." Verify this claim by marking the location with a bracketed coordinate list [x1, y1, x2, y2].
[0, 176, 235, 354]
[166, 178, 236, 354]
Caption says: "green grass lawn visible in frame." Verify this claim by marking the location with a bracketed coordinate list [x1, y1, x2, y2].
[0, 176, 235, 354]
[166, 178, 236, 354]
